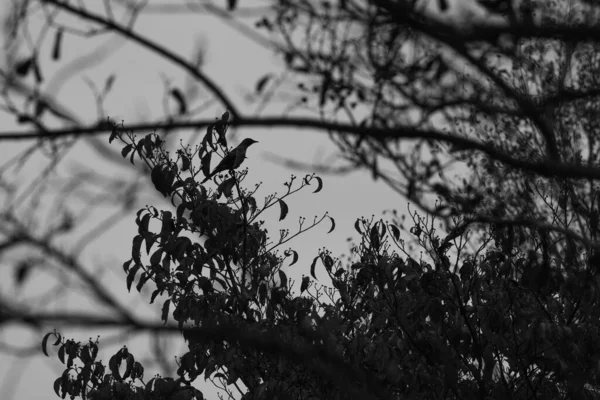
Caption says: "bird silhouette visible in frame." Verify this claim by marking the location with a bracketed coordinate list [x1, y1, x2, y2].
[201, 138, 258, 183]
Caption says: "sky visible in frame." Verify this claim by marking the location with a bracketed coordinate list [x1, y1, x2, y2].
[0, 2, 418, 399]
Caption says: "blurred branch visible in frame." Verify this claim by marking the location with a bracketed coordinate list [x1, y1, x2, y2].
[40, 0, 240, 118]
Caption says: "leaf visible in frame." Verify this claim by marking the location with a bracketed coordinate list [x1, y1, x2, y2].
[354, 218, 362, 234]
[109, 354, 121, 380]
[323, 255, 334, 271]
[170, 88, 187, 115]
[227, 0, 237, 11]
[132, 235, 143, 264]
[313, 176, 323, 193]
[33, 58, 43, 83]
[15, 57, 33, 76]
[301, 276, 310, 293]
[150, 288, 162, 304]
[136, 272, 149, 292]
[58, 344, 65, 364]
[160, 211, 173, 243]
[286, 250, 298, 266]
[217, 177, 236, 198]
[151, 165, 172, 197]
[121, 144, 133, 158]
[327, 215, 335, 233]
[126, 263, 141, 292]
[42, 332, 55, 357]
[53, 378, 62, 398]
[138, 213, 151, 234]
[52, 28, 63, 60]
[278, 270, 288, 288]
[310, 256, 319, 279]
[123, 354, 134, 380]
[14, 261, 31, 287]
[278, 199, 289, 221]
[109, 125, 119, 144]
[34, 100, 46, 118]
[201, 153, 212, 181]
[161, 299, 171, 324]
[181, 154, 190, 171]
[438, 0, 448, 11]
[103, 74, 116, 97]
[370, 224, 380, 250]
[389, 224, 401, 241]
[255, 74, 273, 94]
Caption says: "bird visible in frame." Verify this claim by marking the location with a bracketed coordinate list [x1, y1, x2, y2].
[201, 138, 258, 183]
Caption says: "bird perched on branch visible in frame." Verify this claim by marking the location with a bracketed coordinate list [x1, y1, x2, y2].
[201, 138, 258, 183]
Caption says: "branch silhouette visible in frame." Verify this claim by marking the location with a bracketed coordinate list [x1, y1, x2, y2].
[40, 0, 240, 118]
[4, 116, 600, 182]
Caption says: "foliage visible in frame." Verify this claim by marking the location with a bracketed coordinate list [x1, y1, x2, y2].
[43, 115, 600, 400]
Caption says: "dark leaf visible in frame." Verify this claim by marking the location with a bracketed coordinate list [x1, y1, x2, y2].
[313, 176, 323, 193]
[15, 57, 33, 76]
[181, 154, 190, 171]
[136, 272, 149, 292]
[370, 224, 380, 250]
[278, 199, 289, 221]
[126, 263, 141, 292]
[160, 211, 173, 243]
[15, 261, 31, 286]
[161, 299, 171, 324]
[132, 235, 143, 264]
[286, 249, 299, 266]
[103, 74, 116, 97]
[42, 332, 55, 357]
[33, 59, 43, 83]
[109, 125, 119, 144]
[123, 354, 134, 380]
[123, 259, 132, 273]
[438, 0, 448, 11]
[310, 256, 319, 279]
[217, 177, 236, 198]
[323, 255, 334, 271]
[34, 100, 46, 118]
[52, 28, 63, 60]
[278, 270, 288, 288]
[300, 276, 310, 293]
[53, 378, 62, 398]
[255, 74, 273, 94]
[58, 344, 65, 364]
[354, 218, 362, 234]
[389, 224, 401, 241]
[319, 74, 331, 107]
[138, 213, 151, 234]
[221, 110, 230, 122]
[227, 0, 237, 11]
[170, 88, 187, 115]
[327, 215, 335, 233]
[201, 153, 212, 181]
[150, 288, 162, 304]
[121, 144, 133, 158]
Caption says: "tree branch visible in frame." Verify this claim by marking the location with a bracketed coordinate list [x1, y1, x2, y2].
[40, 0, 240, 118]
[3, 116, 600, 182]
